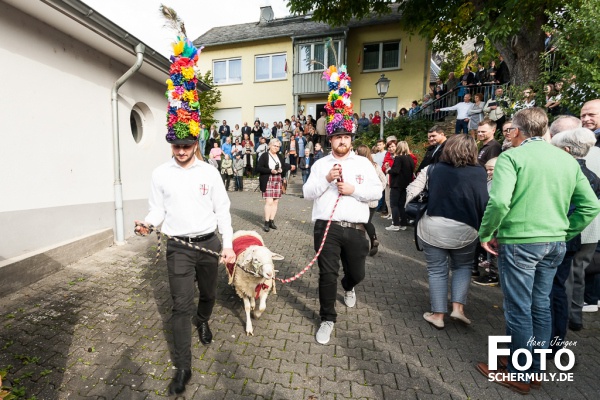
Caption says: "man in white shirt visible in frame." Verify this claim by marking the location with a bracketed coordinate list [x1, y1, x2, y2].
[135, 135, 236, 395]
[303, 128, 381, 345]
[436, 93, 473, 134]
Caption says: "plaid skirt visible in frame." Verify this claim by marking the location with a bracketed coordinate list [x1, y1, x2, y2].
[263, 174, 282, 199]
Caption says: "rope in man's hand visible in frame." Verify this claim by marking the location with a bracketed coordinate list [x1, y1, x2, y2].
[134, 221, 223, 263]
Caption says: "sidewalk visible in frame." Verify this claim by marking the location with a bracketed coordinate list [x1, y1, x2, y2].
[1, 189, 599, 399]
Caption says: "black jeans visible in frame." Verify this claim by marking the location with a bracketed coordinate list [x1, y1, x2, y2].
[314, 220, 369, 322]
[550, 251, 575, 353]
[390, 187, 408, 226]
[166, 235, 221, 369]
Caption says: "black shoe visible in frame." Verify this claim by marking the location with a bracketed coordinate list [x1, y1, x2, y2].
[471, 268, 480, 277]
[369, 239, 379, 256]
[473, 275, 499, 286]
[569, 321, 583, 331]
[269, 220, 278, 229]
[168, 369, 191, 395]
[263, 221, 270, 232]
[198, 321, 213, 345]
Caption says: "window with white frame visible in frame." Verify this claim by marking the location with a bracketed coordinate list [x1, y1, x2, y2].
[299, 41, 341, 73]
[255, 53, 287, 81]
[363, 41, 400, 71]
[213, 58, 242, 84]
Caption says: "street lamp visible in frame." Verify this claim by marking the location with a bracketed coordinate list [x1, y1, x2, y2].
[375, 73, 390, 140]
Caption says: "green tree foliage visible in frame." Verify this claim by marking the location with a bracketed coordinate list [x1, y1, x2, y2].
[438, 44, 465, 82]
[287, 0, 580, 85]
[197, 70, 221, 128]
[541, 0, 600, 111]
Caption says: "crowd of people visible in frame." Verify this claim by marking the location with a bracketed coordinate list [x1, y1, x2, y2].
[140, 71, 600, 395]
[135, 29, 600, 397]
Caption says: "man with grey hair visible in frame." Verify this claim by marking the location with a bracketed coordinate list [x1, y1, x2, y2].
[549, 128, 600, 350]
[475, 108, 600, 394]
[580, 99, 600, 146]
[549, 115, 582, 138]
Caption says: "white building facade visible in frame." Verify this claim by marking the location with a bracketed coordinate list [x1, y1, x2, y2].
[0, 0, 174, 293]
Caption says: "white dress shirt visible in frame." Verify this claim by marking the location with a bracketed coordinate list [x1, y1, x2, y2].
[144, 158, 234, 248]
[440, 101, 474, 120]
[303, 152, 382, 223]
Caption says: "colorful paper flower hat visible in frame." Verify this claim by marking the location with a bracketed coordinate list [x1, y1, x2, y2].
[161, 5, 202, 144]
[322, 64, 355, 137]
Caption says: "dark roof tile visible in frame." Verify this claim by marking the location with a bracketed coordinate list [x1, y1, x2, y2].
[194, 5, 402, 47]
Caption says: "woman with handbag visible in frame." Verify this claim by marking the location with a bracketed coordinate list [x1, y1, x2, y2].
[409, 135, 488, 329]
[220, 154, 234, 191]
[386, 141, 415, 231]
[256, 139, 290, 232]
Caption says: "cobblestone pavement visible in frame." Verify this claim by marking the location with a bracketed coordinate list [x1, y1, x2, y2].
[1, 188, 599, 399]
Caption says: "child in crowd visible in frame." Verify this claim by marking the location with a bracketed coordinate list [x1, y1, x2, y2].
[220, 154, 233, 191]
[473, 157, 499, 286]
[233, 153, 245, 191]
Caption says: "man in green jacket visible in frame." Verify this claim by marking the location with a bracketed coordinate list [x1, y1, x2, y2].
[475, 107, 600, 395]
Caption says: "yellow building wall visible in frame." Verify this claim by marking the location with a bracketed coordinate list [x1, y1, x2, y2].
[196, 38, 294, 124]
[346, 24, 430, 112]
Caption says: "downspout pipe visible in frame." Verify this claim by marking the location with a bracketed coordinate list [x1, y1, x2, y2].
[111, 43, 145, 245]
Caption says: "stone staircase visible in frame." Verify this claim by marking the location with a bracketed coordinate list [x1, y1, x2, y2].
[284, 174, 304, 197]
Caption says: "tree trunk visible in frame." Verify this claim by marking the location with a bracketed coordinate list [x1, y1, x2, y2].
[493, 18, 546, 86]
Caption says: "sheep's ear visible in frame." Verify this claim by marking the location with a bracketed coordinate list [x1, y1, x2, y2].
[270, 252, 284, 261]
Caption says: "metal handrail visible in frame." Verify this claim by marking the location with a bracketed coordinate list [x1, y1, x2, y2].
[411, 82, 509, 121]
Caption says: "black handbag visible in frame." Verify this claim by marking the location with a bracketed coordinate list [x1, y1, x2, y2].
[405, 166, 433, 251]
[405, 190, 429, 221]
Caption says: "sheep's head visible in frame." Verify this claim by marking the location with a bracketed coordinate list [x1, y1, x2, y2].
[239, 246, 284, 279]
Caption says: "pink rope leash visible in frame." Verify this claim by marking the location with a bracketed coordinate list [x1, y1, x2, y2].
[276, 164, 342, 284]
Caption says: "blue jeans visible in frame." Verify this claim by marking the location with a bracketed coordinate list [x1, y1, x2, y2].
[455, 119, 469, 134]
[498, 242, 565, 379]
[301, 170, 310, 184]
[421, 239, 477, 313]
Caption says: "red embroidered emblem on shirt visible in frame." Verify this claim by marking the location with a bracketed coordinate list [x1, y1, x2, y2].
[199, 184, 209, 195]
[355, 174, 364, 184]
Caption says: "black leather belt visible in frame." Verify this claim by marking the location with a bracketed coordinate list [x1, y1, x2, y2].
[326, 220, 366, 232]
[172, 232, 215, 242]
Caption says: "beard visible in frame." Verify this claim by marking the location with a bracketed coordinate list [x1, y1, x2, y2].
[332, 142, 350, 157]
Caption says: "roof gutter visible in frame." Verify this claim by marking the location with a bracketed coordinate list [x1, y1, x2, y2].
[111, 43, 145, 245]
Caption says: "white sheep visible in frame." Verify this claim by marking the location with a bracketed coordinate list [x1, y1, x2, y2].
[225, 230, 284, 335]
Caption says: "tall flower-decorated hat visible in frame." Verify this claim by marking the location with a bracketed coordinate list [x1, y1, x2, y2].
[322, 64, 354, 137]
[161, 5, 202, 145]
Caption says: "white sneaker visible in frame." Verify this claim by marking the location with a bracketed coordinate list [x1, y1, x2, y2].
[398, 225, 407, 231]
[386, 214, 393, 220]
[344, 288, 356, 308]
[582, 303, 598, 312]
[385, 225, 400, 231]
[316, 321, 335, 344]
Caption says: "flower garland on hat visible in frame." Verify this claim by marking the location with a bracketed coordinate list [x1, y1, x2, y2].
[165, 37, 203, 141]
[160, 4, 204, 143]
[322, 64, 354, 135]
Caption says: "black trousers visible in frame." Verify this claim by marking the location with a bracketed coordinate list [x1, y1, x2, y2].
[166, 235, 221, 369]
[390, 187, 408, 226]
[314, 220, 369, 322]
